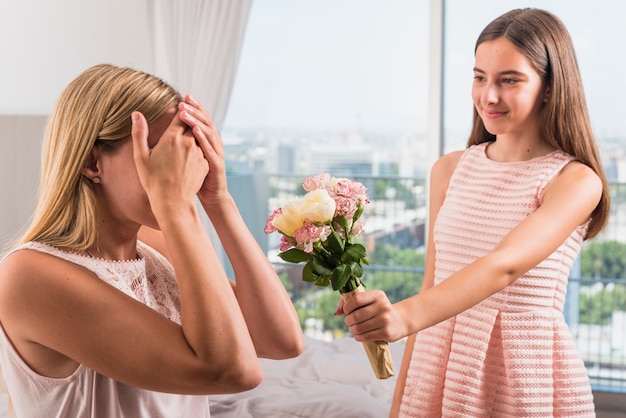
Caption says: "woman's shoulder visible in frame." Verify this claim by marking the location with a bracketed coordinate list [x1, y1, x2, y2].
[0, 245, 95, 288]
[0, 246, 99, 335]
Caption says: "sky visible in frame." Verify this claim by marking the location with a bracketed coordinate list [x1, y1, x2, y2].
[224, 0, 429, 134]
[224, 0, 626, 142]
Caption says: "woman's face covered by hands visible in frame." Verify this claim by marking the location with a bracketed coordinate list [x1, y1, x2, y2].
[91, 106, 209, 232]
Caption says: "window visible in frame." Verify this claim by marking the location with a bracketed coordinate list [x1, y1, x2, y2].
[223, 0, 430, 177]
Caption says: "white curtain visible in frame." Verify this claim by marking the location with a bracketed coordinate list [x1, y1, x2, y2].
[151, 0, 252, 131]
[151, 0, 253, 268]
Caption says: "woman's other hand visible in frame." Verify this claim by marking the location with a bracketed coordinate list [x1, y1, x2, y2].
[178, 95, 227, 208]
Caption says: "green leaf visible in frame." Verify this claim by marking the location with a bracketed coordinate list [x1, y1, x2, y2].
[341, 275, 364, 293]
[336, 215, 350, 229]
[311, 257, 334, 276]
[349, 261, 363, 278]
[331, 264, 351, 291]
[278, 248, 313, 263]
[315, 276, 331, 287]
[341, 243, 367, 263]
[325, 231, 345, 254]
[302, 262, 317, 283]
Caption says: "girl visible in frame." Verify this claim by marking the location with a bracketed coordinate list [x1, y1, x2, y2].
[340, 8, 608, 417]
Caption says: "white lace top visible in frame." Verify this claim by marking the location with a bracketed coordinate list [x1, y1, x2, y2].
[0, 241, 210, 418]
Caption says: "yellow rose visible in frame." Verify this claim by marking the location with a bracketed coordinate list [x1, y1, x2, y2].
[300, 189, 336, 223]
[272, 200, 306, 236]
[271, 189, 336, 236]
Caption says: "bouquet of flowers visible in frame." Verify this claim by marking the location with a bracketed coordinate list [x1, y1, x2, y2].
[265, 172, 394, 379]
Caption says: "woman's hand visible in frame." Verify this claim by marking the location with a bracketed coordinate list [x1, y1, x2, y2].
[178, 95, 228, 208]
[131, 110, 208, 215]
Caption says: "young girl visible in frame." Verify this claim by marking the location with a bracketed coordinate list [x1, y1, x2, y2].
[0, 64, 303, 417]
[340, 8, 609, 417]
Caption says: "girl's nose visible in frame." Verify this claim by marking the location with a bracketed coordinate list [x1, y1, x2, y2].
[482, 83, 499, 105]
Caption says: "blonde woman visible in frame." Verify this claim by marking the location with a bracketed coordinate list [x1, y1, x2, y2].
[0, 64, 303, 417]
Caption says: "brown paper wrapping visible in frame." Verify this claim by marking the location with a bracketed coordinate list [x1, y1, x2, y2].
[341, 285, 395, 379]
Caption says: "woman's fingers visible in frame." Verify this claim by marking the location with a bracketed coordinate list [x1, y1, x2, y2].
[176, 95, 228, 203]
[131, 109, 208, 202]
[131, 111, 151, 187]
[178, 96, 223, 156]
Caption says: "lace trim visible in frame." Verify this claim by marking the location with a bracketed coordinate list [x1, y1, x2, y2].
[16, 242, 181, 323]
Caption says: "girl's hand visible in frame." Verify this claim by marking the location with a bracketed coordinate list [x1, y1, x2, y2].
[131, 110, 208, 214]
[340, 290, 407, 343]
[178, 95, 228, 208]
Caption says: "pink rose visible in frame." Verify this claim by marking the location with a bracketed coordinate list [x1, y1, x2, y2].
[264, 208, 282, 233]
[336, 179, 369, 205]
[334, 196, 358, 218]
[279, 235, 296, 252]
[302, 172, 332, 191]
[294, 221, 332, 253]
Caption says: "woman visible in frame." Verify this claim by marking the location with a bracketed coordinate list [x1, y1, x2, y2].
[340, 8, 608, 417]
[0, 64, 303, 417]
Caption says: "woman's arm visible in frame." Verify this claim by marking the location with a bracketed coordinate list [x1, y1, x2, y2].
[0, 246, 261, 395]
[177, 95, 303, 359]
[0, 109, 265, 396]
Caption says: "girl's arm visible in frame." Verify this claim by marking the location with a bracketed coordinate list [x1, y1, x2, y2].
[343, 157, 602, 343]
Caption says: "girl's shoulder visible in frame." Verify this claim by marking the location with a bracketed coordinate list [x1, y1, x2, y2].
[431, 149, 466, 180]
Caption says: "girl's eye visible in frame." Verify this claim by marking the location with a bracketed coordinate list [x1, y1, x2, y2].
[473, 75, 485, 82]
[502, 78, 518, 84]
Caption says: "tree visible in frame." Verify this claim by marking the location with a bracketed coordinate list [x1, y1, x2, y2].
[580, 240, 626, 279]
[578, 240, 626, 324]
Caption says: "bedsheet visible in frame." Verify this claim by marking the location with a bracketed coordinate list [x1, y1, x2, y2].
[208, 336, 405, 418]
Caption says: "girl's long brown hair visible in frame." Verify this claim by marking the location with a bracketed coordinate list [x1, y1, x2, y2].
[467, 8, 609, 239]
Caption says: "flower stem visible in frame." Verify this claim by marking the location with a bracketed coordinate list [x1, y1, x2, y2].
[340, 275, 362, 293]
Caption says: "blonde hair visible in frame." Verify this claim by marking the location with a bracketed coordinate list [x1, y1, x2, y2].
[466, 8, 609, 239]
[19, 64, 182, 250]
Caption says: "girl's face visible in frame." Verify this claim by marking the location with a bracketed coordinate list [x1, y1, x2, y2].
[472, 38, 548, 140]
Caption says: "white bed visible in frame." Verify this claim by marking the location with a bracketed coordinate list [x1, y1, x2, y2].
[208, 336, 405, 418]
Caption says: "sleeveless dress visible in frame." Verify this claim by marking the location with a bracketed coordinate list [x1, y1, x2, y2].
[0, 241, 211, 418]
[399, 143, 595, 417]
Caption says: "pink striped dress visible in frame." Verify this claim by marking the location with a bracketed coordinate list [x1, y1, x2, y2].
[399, 143, 595, 417]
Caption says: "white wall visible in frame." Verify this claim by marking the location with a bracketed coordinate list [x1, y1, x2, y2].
[0, 0, 155, 115]
[0, 0, 158, 246]
[0, 116, 46, 247]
